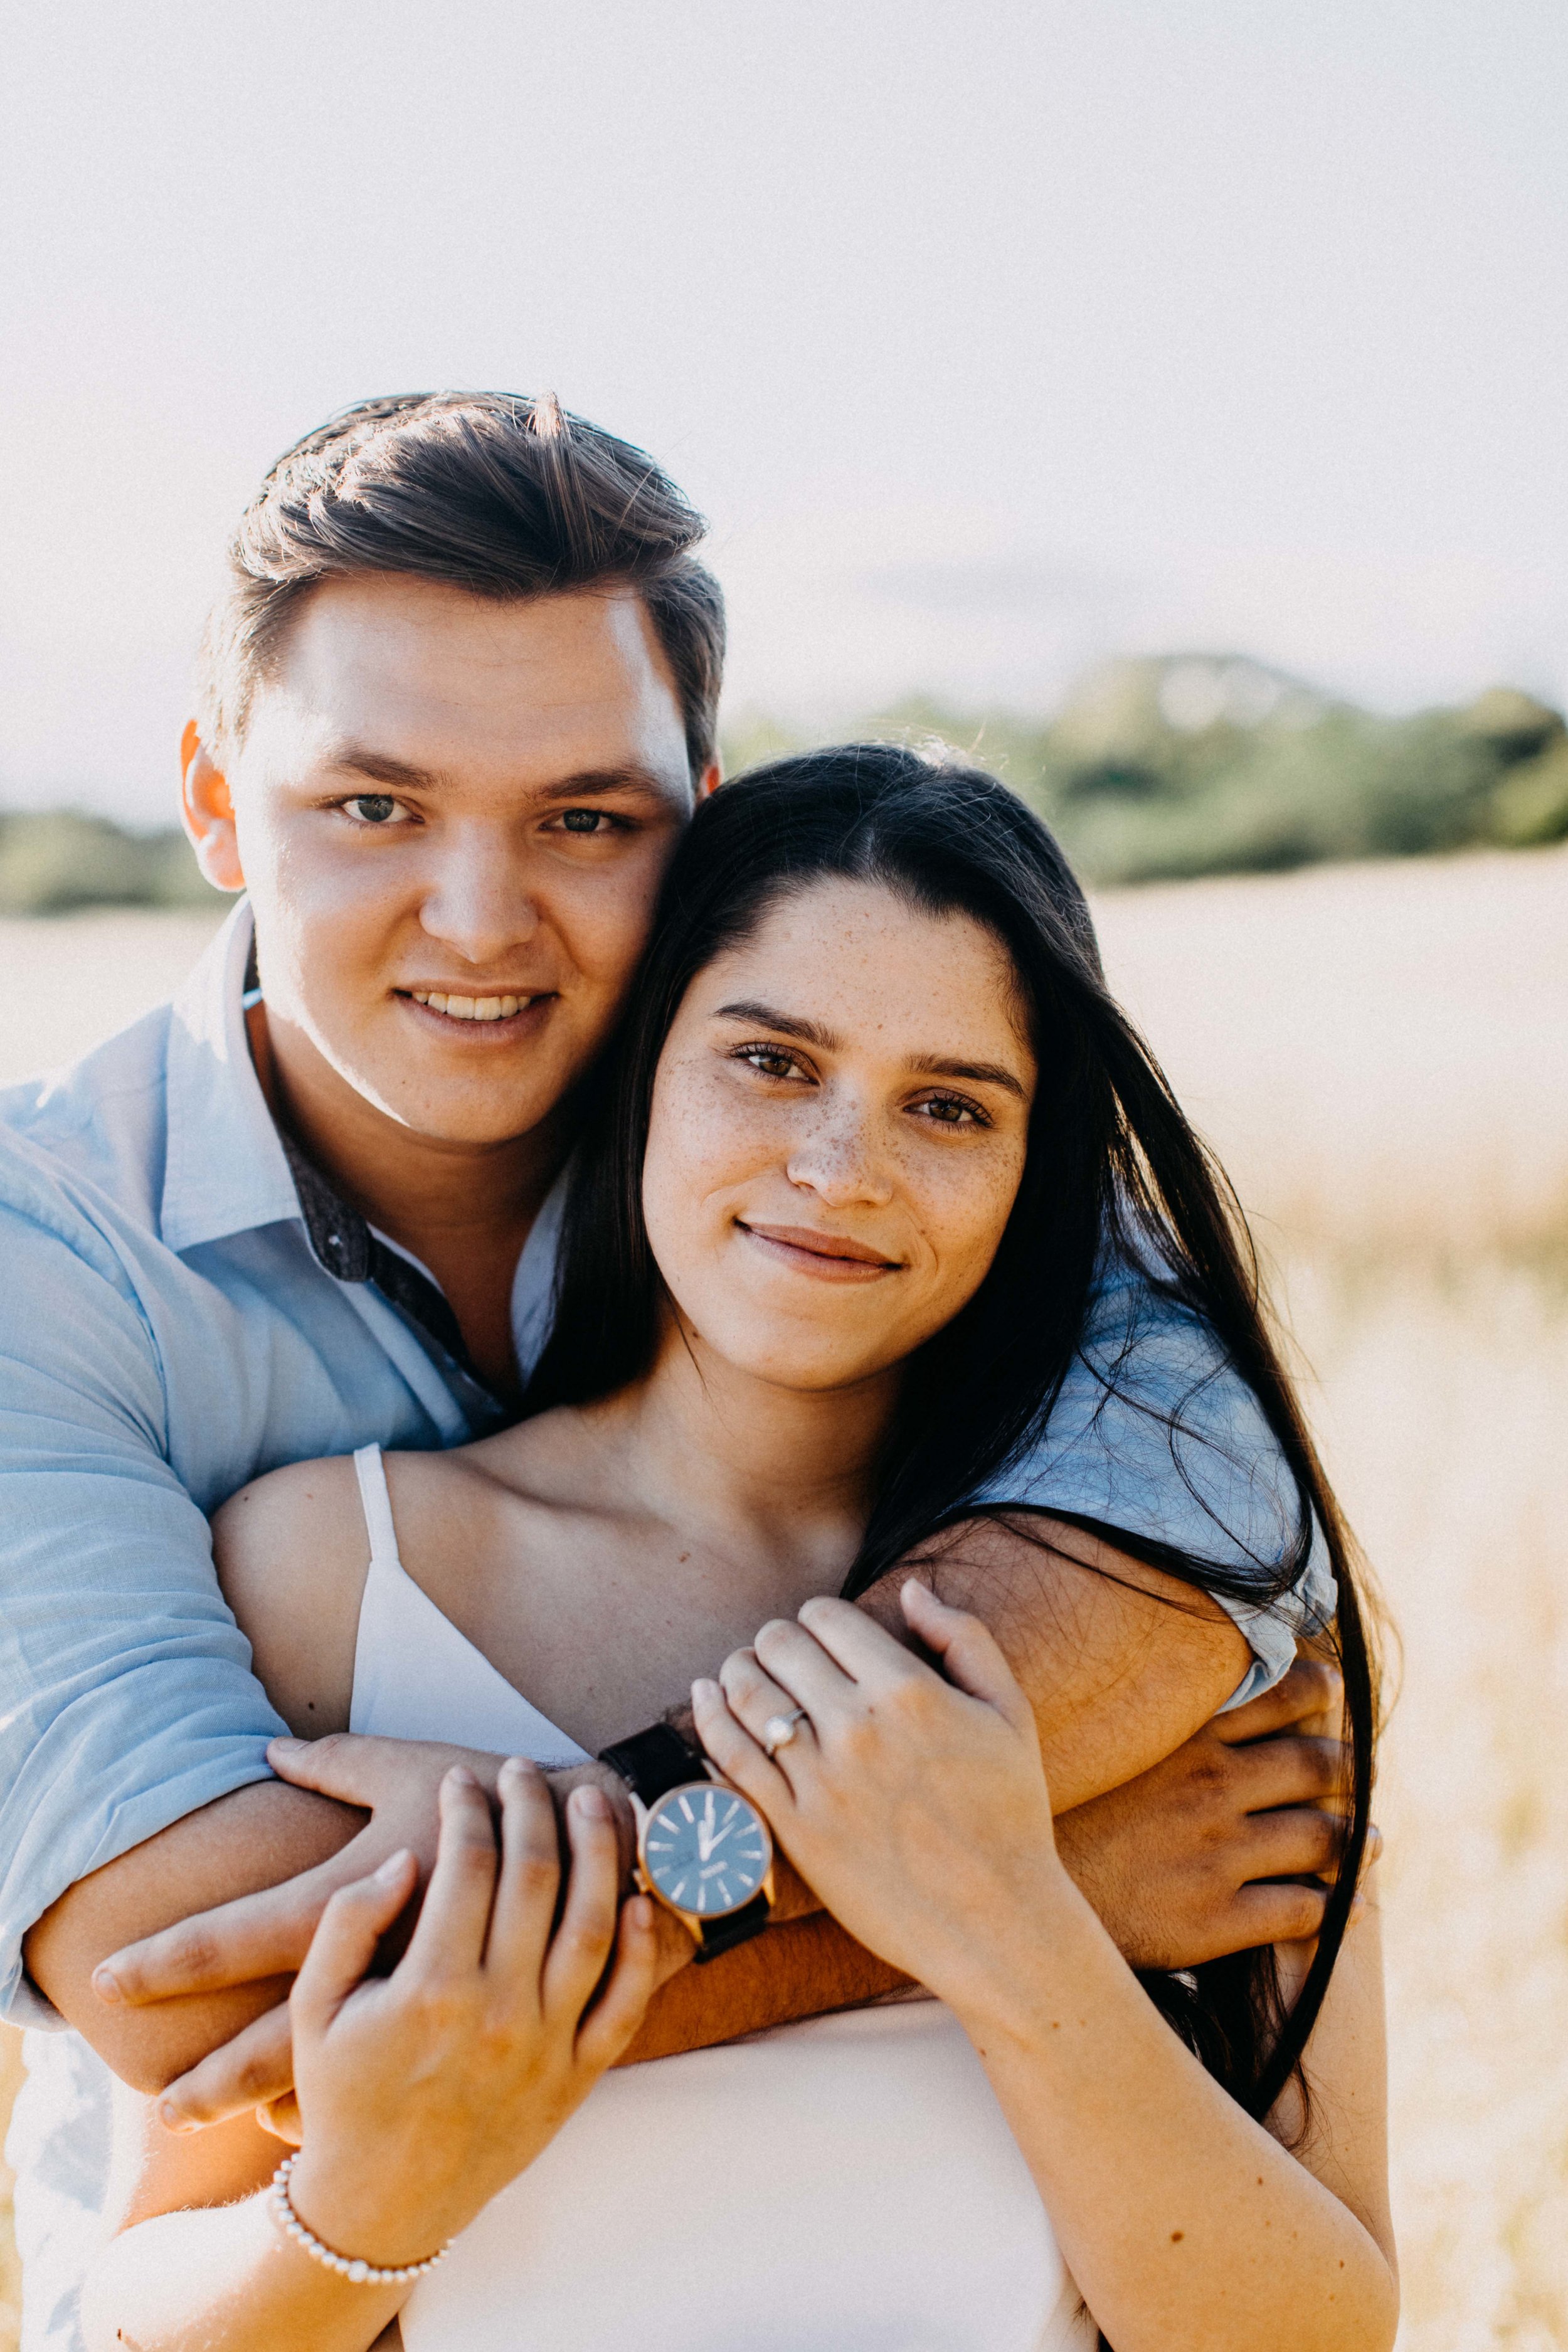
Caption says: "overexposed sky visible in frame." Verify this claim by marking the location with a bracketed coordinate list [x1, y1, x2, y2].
[3, 0, 1565, 822]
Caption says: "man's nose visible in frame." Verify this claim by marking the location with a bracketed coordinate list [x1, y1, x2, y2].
[418, 829, 540, 965]
[785, 1101, 895, 1208]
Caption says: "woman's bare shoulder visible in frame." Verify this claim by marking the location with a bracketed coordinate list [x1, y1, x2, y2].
[213, 1447, 493, 1733]
[211, 1454, 373, 1736]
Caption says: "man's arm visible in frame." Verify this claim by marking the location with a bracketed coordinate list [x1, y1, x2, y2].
[0, 1193, 289, 2032]
[33, 1510, 1323, 2122]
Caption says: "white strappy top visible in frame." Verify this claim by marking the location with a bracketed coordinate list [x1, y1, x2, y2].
[347, 1444, 1093, 2352]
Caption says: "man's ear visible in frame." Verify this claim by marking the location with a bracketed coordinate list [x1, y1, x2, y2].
[180, 721, 246, 892]
[695, 758, 724, 802]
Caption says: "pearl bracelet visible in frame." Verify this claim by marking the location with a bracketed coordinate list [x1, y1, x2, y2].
[269, 2155, 452, 2287]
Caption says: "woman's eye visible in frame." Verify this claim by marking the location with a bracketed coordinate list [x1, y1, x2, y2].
[738, 1046, 807, 1081]
[343, 794, 408, 825]
[914, 1095, 985, 1127]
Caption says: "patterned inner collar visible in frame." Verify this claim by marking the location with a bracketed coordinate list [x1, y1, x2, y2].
[274, 1124, 489, 1392]
[242, 932, 503, 1407]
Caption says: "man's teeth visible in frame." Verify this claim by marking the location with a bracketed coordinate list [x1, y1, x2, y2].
[410, 992, 529, 1021]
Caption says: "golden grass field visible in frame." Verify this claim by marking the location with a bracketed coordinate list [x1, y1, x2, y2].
[3, 844, 1567, 2348]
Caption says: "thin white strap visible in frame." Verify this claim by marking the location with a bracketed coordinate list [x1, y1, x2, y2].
[352, 1443, 400, 1567]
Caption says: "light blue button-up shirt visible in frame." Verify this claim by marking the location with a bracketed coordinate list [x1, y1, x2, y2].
[1, 900, 1332, 2351]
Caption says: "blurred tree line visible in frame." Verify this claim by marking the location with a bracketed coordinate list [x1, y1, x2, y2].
[726, 658, 1568, 889]
[3, 658, 1565, 911]
[0, 811, 221, 915]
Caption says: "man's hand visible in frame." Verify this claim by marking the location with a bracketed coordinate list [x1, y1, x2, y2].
[73, 1732, 824, 2132]
[27, 1733, 642, 2116]
[1054, 1658, 1357, 1969]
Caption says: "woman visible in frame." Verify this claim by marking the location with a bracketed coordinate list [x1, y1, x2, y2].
[82, 748, 1394, 2352]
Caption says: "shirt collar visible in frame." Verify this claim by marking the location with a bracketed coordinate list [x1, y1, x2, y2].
[159, 900, 303, 1254]
[157, 901, 559, 1416]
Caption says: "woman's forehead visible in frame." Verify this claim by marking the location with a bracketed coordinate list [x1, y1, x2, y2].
[693, 876, 1035, 1069]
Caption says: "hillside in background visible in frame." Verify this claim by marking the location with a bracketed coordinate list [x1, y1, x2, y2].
[3, 658, 1566, 911]
[726, 658, 1568, 889]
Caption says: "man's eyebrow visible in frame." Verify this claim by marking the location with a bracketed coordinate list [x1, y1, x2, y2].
[322, 751, 686, 803]
[713, 1001, 841, 1051]
[713, 1004, 1028, 1097]
[327, 746, 440, 790]
[535, 766, 691, 805]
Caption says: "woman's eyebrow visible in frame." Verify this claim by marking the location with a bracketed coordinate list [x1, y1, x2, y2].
[714, 1004, 1027, 1098]
[713, 1000, 839, 1049]
[909, 1055, 1028, 1099]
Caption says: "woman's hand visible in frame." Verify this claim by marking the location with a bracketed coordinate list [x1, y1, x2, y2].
[283, 1758, 657, 2272]
[692, 1581, 1069, 2017]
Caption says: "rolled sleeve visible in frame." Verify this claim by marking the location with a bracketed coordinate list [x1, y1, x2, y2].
[0, 1195, 284, 2026]
[970, 1253, 1338, 1709]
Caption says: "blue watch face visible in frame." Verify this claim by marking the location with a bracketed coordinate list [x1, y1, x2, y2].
[642, 1783, 771, 1919]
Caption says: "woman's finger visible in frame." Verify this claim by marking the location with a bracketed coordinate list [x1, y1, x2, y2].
[716, 1649, 822, 1788]
[484, 1756, 562, 1984]
[290, 1850, 417, 2043]
[575, 1896, 660, 2073]
[897, 1581, 1035, 1733]
[692, 1675, 797, 1818]
[750, 1615, 861, 1724]
[792, 1594, 926, 1692]
[400, 1768, 500, 1983]
[539, 1786, 628, 2021]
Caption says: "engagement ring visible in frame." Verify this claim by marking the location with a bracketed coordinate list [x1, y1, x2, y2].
[763, 1708, 809, 1756]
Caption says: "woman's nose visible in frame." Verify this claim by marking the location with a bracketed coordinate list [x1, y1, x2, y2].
[419, 831, 539, 964]
[785, 1106, 895, 1208]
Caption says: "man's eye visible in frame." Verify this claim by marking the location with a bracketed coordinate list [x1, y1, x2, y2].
[344, 794, 406, 825]
[561, 808, 609, 834]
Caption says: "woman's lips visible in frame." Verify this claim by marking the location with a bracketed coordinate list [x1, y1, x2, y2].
[736, 1221, 901, 1281]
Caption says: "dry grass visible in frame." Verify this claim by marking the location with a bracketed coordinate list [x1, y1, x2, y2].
[3, 845, 1567, 2348]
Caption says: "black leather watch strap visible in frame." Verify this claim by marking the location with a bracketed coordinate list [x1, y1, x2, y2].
[598, 1722, 708, 1806]
[691, 1889, 771, 1964]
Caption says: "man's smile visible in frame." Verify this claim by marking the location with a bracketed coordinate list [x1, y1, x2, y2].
[410, 988, 535, 1022]
[396, 988, 557, 1034]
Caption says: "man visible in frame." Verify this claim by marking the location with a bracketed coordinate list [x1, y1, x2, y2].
[1, 392, 1342, 2351]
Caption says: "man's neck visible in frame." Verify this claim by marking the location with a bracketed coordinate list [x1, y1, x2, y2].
[247, 1003, 572, 1397]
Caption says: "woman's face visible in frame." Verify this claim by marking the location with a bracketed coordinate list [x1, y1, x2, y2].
[642, 876, 1038, 1395]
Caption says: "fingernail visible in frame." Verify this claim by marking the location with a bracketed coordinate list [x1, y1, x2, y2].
[374, 1849, 412, 1884]
[447, 1765, 477, 1789]
[268, 1735, 305, 1756]
[691, 1678, 719, 1706]
[1367, 1825, 1384, 1857]
[573, 1785, 611, 1820]
[500, 1754, 538, 1780]
[159, 2101, 194, 2135]
[92, 1966, 123, 2006]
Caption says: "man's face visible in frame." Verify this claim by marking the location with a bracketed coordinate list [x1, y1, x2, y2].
[216, 577, 700, 1146]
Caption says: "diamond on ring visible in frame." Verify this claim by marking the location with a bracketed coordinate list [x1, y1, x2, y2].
[763, 1709, 808, 1757]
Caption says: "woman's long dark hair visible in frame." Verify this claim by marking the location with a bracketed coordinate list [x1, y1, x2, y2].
[528, 743, 1378, 2133]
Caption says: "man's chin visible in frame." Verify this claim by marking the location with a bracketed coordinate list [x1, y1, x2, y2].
[345, 1047, 581, 1152]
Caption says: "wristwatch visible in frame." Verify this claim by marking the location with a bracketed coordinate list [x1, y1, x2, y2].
[598, 1724, 775, 1963]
